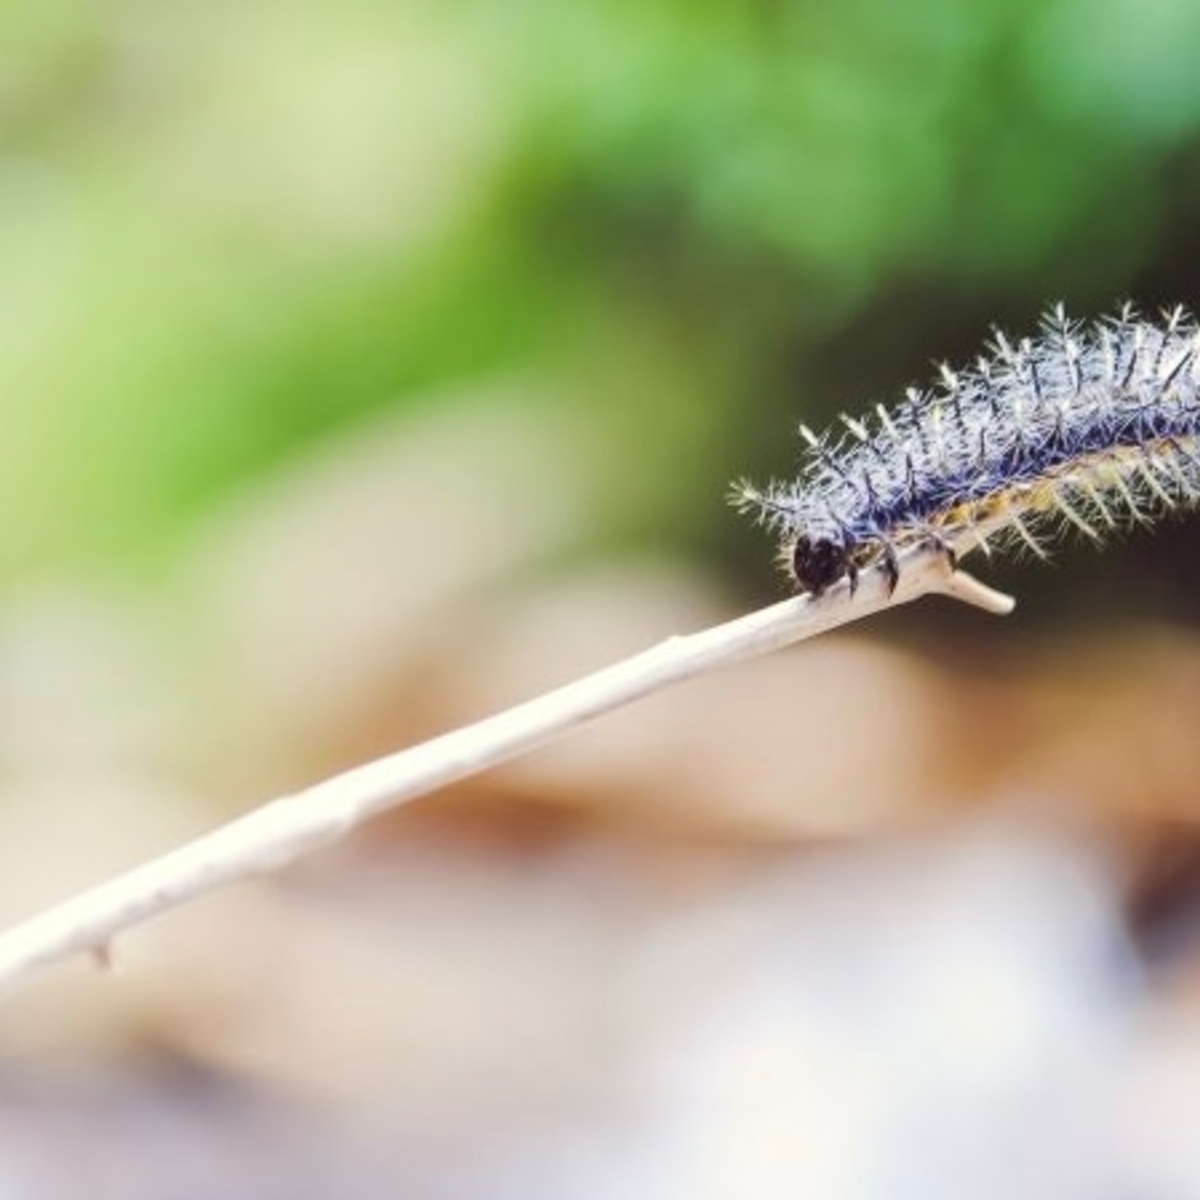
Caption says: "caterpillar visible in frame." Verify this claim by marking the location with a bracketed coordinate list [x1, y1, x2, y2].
[733, 304, 1200, 595]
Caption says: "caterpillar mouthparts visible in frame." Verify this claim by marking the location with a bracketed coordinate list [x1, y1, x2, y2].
[734, 304, 1200, 596]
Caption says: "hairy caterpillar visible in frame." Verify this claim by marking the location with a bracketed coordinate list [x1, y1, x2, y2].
[734, 304, 1200, 595]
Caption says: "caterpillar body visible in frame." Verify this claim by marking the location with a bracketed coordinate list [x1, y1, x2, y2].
[734, 304, 1200, 595]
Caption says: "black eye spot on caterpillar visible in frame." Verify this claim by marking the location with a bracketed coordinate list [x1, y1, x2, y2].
[733, 304, 1200, 596]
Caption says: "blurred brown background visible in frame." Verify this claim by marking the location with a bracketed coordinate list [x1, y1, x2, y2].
[2, 1, 1200, 1196]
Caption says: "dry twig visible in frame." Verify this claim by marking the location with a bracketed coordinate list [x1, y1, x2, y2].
[0, 549, 1013, 997]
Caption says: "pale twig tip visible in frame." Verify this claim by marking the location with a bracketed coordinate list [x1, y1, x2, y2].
[939, 568, 1016, 615]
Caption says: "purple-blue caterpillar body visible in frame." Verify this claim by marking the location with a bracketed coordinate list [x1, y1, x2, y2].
[735, 305, 1200, 594]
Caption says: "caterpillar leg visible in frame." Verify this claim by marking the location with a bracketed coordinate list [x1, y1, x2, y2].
[880, 543, 901, 596]
[924, 529, 959, 574]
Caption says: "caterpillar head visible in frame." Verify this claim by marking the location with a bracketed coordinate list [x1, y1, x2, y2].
[789, 535, 850, 595]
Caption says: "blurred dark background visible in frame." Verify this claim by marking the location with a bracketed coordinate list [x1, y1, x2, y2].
[2, 2, 1200, 1197]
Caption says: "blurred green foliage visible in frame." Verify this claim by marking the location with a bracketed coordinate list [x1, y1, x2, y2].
[2, 0, 1200, 595]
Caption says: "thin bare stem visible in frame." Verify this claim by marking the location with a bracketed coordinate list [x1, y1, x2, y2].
[0, 548, 1013, 997]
